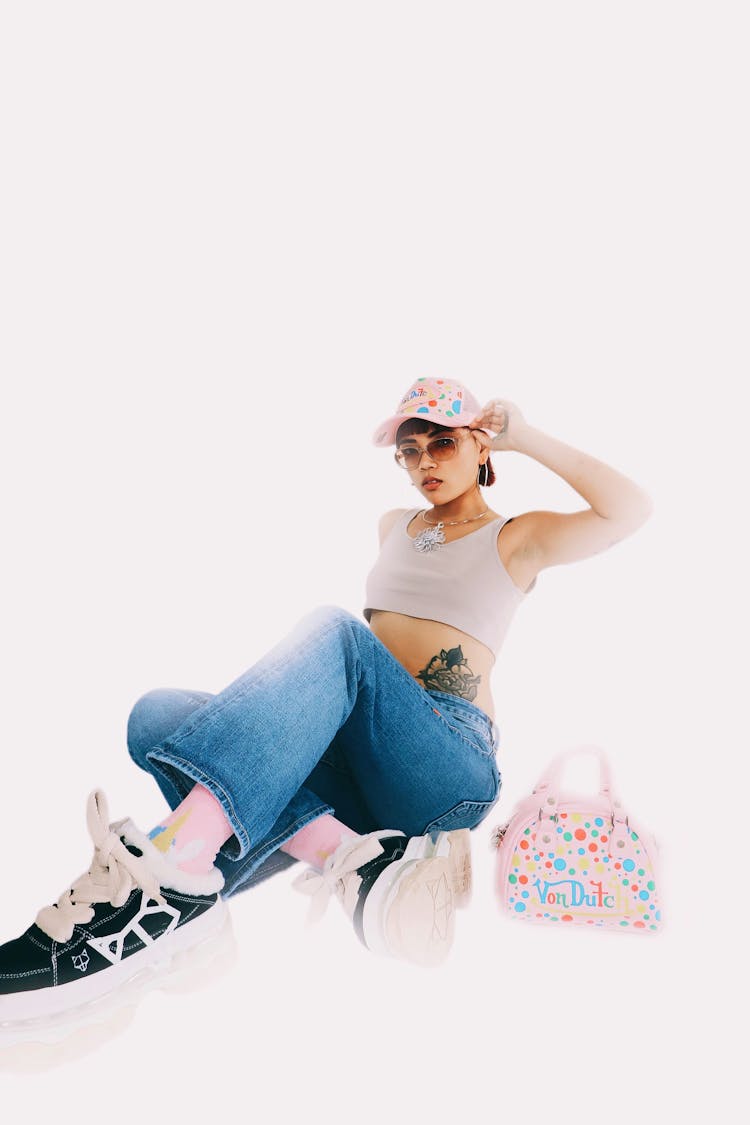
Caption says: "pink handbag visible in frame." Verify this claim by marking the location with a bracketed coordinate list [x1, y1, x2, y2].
[490, 744, 664, 934]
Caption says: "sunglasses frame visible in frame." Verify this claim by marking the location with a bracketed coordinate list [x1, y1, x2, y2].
[393, 430, 476, 470]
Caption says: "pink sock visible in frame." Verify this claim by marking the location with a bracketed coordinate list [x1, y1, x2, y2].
[148, 783, 234, 875]
[281, 815, 358, 871]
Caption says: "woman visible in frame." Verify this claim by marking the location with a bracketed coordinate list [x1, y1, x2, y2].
[0, 377, 653, 1019]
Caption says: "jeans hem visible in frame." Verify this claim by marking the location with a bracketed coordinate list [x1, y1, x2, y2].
[145, 748, 252, 861]
[219, 802, 335, 898]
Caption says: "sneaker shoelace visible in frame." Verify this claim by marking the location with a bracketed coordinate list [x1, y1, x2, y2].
[35, 789, 167, 944]
[292, 831, 400, 924]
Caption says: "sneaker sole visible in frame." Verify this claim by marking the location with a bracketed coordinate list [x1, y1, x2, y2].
[382, 829, 471, 966]
[0, 897, 227, 1027]
[362, 829, 471, 967]
[382, 855, 455, 967]
[0, 909, 237, 1057]
[432, 828, 472, 907]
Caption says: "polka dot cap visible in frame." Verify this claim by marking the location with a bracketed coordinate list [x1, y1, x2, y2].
[371, 377, 492, 447]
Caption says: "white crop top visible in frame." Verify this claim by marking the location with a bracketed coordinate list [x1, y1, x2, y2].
[363, 508, 536, 657]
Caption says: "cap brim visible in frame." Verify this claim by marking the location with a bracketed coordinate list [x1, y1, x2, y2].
[372, 413, 491, 447]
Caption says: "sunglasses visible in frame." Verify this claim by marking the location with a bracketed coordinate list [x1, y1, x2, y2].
[393, 431, 474, 470]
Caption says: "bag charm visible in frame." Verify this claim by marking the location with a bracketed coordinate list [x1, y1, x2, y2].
[491, 744, 664, 934]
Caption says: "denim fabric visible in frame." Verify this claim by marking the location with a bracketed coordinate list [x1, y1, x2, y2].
[125, 605, 502, 899]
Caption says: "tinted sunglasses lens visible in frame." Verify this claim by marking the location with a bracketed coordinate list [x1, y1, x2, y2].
[396, 437, 458, 469]
[429, 437, 459, 461]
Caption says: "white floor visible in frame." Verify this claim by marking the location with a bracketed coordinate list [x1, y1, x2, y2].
[0, 1, 742, 1117]
[0, 773, 732, 1116]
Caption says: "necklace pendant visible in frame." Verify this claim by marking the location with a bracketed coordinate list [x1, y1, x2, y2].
[413, 521, 446, 553]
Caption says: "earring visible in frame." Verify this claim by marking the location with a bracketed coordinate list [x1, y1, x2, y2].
[477, 462, 488, 487]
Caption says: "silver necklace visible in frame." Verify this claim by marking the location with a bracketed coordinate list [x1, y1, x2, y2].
[412, 507, 491, 553]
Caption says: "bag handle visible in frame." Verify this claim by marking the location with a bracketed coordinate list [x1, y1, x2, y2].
[532, 744, 630, 842]
[533, 744, 616, 802]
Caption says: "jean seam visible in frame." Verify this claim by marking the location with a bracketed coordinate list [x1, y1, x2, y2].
[317, 750, 353, 776]
[426, 689, 494, 725]
[429, 708, 496, 759]
[423, 691, 496, 757]
[423, 796, 498, 834]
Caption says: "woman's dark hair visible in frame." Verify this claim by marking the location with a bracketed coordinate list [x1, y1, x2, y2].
[394, 417, 496, 486]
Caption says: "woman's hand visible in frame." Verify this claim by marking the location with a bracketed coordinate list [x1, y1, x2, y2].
[467, 398, 528, 453]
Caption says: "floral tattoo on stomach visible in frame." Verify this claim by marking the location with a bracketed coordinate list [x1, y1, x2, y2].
[415, 644, 482, 701]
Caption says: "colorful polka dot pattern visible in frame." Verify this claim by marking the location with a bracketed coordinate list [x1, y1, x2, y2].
[372, 375, 489, 446]
[498, 811, 662, 933]
[397, 377, 466, 421]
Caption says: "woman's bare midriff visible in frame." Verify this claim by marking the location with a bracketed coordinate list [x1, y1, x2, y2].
[363, 506, 528, 725]
[366, 609, 497, 723]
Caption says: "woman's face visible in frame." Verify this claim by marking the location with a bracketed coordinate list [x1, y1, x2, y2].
[395, 423, 485, 499]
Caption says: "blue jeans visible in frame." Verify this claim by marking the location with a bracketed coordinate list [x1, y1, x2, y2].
[125, 605, 502, 900]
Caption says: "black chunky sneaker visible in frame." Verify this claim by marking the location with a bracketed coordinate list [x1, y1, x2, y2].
[0, 789, 227, 1027]
[293, 827, 472, 967]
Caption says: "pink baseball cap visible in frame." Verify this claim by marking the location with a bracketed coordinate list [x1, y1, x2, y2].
[371, 377, 491, 447]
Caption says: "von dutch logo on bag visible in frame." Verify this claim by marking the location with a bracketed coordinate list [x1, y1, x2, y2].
[490, 745, 664, 934]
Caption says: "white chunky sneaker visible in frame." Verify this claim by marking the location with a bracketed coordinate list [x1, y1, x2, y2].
[292, 827, 472, 967]
[0, 789, 227, 1030]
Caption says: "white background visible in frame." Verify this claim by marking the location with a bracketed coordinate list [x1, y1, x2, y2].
[0, 0, 745, 1116]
